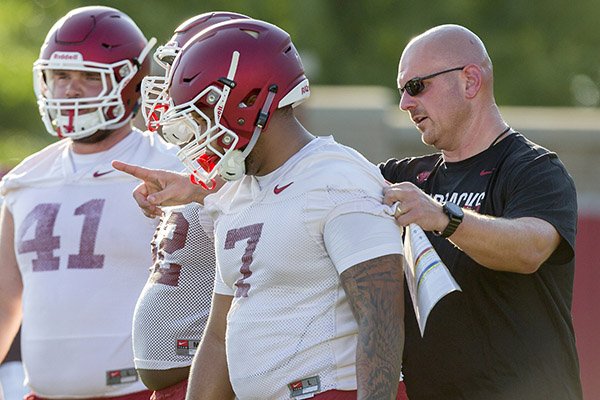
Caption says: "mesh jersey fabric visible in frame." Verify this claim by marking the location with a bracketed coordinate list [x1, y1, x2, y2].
[205, 136, 404, 400]
[0, 130, 182, 397]
[133, 203, 215, 370]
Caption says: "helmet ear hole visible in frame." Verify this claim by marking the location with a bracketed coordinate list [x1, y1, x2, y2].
[239, 89, 260, 108]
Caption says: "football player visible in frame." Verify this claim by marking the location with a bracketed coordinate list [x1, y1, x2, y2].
[0, 6, 181, 399]
[115, 18, 409, 400]
[131, 12, 249, 400]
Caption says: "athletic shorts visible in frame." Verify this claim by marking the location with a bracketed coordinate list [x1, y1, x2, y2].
[25, 389, 152, 400]
[150, 379, 187, 400]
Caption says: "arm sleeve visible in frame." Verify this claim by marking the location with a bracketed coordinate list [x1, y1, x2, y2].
[324, 212, 404, 274]
[213, 264, 235, 296]
[502, 154, 577, 263]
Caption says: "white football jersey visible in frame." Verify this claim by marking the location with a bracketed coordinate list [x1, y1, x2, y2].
[204, 136, 404, 400]
[133, 203, 215, 370]
[0, 130, 182, 397]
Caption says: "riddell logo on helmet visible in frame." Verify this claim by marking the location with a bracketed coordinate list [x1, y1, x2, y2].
[216, 104, 224, 120]
[50, 52, 83, 62]
[301, 85, 310, 95]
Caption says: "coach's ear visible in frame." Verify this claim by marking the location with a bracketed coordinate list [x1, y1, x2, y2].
[463, 64, 482, 99]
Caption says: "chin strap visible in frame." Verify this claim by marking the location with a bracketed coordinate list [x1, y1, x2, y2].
[190, 153, 218, 189]
[148, 103, 168, 132]
[217, 85, 279, 182]
[241, 84, 278, 159]
[190, 173, 216, 190]
[55, 108, 103, 139]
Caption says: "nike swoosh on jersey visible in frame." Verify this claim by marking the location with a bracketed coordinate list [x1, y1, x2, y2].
[479, 169, 495, 176]
[273, 182, 294, 194]
[93, 170, 114, 178]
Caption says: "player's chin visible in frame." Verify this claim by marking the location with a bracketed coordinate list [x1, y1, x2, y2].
[73, 129, 112, 144]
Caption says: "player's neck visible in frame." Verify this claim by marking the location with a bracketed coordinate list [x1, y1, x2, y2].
[255, 117, 314, 176]
[71, 124, 133, 154]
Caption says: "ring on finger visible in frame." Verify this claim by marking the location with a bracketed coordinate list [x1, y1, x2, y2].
[394, 202, 403, 218]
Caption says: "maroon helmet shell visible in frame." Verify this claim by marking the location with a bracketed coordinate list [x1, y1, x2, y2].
[168, 19, 308, 150]
[143, 12, 251, 134]
[39, 6, 150, 122]
[168, 12, 251, 54]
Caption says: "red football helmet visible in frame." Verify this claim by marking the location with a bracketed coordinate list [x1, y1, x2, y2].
[33, 6, 154, 139]
[141, 11, 250, 134]
[160, 19, 310, 184]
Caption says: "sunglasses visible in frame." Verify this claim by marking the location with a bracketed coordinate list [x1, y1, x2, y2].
[399, 66, 466, 97]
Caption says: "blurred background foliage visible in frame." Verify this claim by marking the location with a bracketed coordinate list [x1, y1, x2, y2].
[2, 0, 600, 168]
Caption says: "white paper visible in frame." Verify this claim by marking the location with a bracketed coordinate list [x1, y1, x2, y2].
[403, 223, 461, 335]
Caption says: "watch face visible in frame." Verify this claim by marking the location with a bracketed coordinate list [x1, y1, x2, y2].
[441, 201, 464, 238]
[444, 202, 464, 218]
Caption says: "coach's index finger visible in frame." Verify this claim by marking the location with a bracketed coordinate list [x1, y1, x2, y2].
[112, 160, 155, 182]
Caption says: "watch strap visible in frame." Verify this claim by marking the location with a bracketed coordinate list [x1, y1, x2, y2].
[436, 202, 464, 238]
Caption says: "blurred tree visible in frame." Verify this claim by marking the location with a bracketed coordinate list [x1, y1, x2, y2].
[2, 0, 600, 166]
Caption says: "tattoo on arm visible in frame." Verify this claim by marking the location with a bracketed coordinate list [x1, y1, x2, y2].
[340, 254, 405, 400]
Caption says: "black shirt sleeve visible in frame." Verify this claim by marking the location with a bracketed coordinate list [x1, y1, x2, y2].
[498, 150, 577, 264]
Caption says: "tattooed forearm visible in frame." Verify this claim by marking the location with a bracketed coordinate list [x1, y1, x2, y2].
[340, 254, 405, 400]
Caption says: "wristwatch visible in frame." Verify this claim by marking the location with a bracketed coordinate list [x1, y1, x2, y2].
[435, 201, 464, 238]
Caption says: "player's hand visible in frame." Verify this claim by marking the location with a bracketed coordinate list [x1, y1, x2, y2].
[112, 160, 222, 218]
[383, 181, 448, 232]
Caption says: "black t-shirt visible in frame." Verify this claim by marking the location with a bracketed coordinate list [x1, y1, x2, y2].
[380, 133, 582, 400]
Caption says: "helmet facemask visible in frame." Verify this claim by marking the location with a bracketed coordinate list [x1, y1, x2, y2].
[158, 19, 311, 187]
[141, 74, 169, 133]
[34, 39, 155, 140]
[140, 41, 179, 132]
[34, 58, 125, 139]
[160, 51, 246, 186]
[33, 6, 156, 140]
[141, 12, 251, 135]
